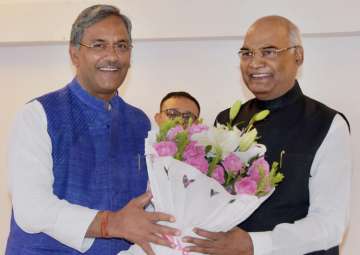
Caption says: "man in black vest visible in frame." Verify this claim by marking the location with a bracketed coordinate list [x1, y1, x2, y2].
[183, 15, 351, 255]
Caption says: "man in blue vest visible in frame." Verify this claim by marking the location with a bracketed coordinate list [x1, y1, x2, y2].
[183, 16, 351, 255]
[6, 4, 179, 255]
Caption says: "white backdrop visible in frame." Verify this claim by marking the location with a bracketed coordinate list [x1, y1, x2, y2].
[0, 1, 360, 254]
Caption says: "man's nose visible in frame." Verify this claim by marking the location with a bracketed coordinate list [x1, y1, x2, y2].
[248, 51, 265, 68]
[104, 44, 120, 58]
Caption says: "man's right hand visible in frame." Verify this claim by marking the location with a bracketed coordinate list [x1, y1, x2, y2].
[87, 191, 180, 255]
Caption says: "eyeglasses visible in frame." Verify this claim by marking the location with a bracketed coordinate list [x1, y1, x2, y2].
[238, 46, 299, 60]
[79, 41, 133, 55]
[162, 108, 198, 122]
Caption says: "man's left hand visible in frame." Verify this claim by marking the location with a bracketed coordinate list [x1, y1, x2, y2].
[182, 227, 254, 255]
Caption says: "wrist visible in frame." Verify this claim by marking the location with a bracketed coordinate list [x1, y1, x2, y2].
[100, 211, 110, 238]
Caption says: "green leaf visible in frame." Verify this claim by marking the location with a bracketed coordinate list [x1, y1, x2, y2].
[157, 118, 180, 142]
[207, 147, 222, 176]
[255, 165, 266, 194]
[269, 161, 285, 187]
[174, 131, 189, 160]
[229, 100, 242, 124]
[205, 145, 212, 154]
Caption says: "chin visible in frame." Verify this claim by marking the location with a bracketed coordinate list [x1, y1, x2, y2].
[247, 82, 268, 92]
[98, 79, 122, 90]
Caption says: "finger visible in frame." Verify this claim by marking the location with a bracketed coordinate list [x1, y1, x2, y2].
[133, 191, 153, 207]
[182, 236, 213, 248]
[184, 245, 215, 255]
[193, 227, 221, 240]
[147, 233, 175, 248]
[140, 242, 156, 255]
[147, 211, 176, 223]
[150, 222, 181, 236]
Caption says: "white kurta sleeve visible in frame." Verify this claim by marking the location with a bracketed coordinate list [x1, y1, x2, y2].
[8, 100, 98, 252]
[249, 114, 352, 255]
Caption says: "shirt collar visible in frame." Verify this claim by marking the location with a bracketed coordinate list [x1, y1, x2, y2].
[255, 80, 303, 110]
[68, 78, 121, 112]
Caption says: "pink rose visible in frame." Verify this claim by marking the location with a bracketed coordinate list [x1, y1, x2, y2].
[185, 156, 209, 174]
[223, 153, 243, 174]
[248, 157, 270, 182]
[188, 124, 208, 137]
[212, 165, 225, 184]
[153, 141, 177, 157]
[234, 177, 257, 195]
[183, 142, 206, 160]
[167, 125, 184, 140]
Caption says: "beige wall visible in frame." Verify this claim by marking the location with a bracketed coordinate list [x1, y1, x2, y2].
[1, 1, 360, 254]
[1, 0, 360, 44]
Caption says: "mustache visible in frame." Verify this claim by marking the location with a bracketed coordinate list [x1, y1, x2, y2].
[96, 61, 123, 69]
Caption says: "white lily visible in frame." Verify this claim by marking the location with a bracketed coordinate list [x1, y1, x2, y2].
[233, 143, 267, 163]
[192, 124, 242, 157]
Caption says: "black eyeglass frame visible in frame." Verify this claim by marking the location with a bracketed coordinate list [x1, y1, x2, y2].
[161, 108, 198, 122]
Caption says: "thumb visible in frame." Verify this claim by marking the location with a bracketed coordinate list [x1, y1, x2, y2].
[134, 191, 153, 208]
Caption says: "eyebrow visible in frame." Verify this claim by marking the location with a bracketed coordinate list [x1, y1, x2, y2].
[240, 45, 279, 50]
[90, 39, 130, 43]
[261, 45, 278, 49]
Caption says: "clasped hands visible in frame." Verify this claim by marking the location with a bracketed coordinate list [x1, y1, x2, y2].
[104, 191, 180, 255]
[93, 191, 254, 255]
[182, 227, 254, 255]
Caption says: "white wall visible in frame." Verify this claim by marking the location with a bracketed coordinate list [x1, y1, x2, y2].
[1, 0, 360, 43]
[1, 34, 360, 255]
[1, 1, 360, 254]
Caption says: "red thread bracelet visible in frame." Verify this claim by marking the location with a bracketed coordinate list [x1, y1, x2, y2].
[100, 211, 110, 238]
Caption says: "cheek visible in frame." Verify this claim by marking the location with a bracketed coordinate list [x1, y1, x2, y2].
[121, 56, 131, 68]
[240, 65, 249, 79]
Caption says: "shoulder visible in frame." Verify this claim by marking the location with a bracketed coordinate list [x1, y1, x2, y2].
[304, 96, 350, 132]
[15, 100, 47, 126]
[330, 114, 351, 136]
[120, 99, 151, 129]
[36, 86, 70, 107]
[11, 100, 48, 140]
[215, 99, 254, 126]
[215, 108, 231, 125]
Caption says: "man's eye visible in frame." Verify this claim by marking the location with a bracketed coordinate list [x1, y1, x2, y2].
[115, 42, 130, 51]
[182, 113, 196, 120]
[262, 49, 277, 57]
[92, 43, 106, 49]
[115, 43, 130, 50]
[240, 50, 252, 57]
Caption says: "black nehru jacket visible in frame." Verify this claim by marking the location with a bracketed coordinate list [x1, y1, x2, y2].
[215, 81, 347, 255]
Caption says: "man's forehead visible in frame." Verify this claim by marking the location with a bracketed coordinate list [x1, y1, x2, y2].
[162, 97, 199, 113]
[83, 16, 129, 39]
[243, 22, 289, 48]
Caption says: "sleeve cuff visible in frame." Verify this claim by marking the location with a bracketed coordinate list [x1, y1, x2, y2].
[47, 204, 98, 252]
[249, 231, 273, 255]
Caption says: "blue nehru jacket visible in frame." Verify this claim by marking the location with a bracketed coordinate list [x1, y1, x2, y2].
[6, 79, 150, 254]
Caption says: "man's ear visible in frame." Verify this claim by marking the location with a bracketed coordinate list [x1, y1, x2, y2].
[154, 113, 163, 126]
[69, 46, 80, 67]
[295, 46, 304, 66]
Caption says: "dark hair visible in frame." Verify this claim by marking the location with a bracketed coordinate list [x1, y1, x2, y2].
[70, 4, 132, 47]
[160, 91, 201, 114]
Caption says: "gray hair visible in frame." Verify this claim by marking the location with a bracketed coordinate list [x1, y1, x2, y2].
[70, 4, 132, 47]
[288, 22, 302, 46]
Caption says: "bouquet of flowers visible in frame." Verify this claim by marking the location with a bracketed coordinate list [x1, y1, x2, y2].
[119, 101, 284, 255]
